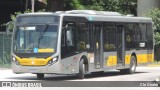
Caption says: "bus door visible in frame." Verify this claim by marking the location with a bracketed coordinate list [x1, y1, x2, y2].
[116, 25, 125, 67]
[93, 24, 103, 69]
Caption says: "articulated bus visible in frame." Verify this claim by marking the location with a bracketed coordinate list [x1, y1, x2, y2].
[11, 10, 154, 79]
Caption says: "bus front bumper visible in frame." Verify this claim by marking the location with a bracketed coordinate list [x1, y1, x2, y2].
[12, 63, 61, 74]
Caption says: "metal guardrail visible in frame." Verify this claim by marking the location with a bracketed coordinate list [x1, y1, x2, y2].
[154, 45, 160, 61]
[0, 32, 12, 68]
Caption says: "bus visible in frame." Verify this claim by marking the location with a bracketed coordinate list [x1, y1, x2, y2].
[11, 10, 154, 79]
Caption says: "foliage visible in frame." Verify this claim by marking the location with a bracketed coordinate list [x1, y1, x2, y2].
[3, 9, 31, 32]
[145, 8, 160, 61]
[154, 32, 160, 45]
[105, 0, 137, 15]
[70, 0, 104, 10]
[145, 8, 160, 31]
[2, 9, 46, 31]
[68, 0, 137, 15]
[145, 8, 160, 46]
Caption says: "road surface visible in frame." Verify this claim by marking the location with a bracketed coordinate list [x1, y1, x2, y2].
[0, 67, 160, 81]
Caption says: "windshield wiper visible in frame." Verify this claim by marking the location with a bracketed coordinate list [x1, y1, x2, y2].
[39, 24, 49, 38]
[38, 24, 49, 48]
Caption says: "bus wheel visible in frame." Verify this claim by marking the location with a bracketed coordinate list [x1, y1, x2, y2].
[36, 74, 44, 79]
[77, 58, 85, 79]
[129, 56, 137, 74]
[121, 56, 136, 74]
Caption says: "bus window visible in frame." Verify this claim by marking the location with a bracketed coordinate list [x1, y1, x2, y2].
[103, 23, 116, 51]
[78, 23, 89, 51]
[139, 23, 147, 49]
[66, 28, 74, 46]
[61, 22, 77, 58]
[140, 23, 147, 42]
[125, 24, 135, 49]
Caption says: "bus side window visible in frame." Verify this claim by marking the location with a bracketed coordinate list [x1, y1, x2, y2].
[78, 23, 89, 51]
[61, 22, 77, 58]
[66, 28, 74, 46]
[103, 23, 116, 51]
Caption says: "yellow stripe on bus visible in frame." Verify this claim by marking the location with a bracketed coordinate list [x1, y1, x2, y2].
[106, 56, 117, 66]
[16, 56, 52, 66]
[125, 55, 131, 65]
[136, 54, 154, 63]
[38, 48, 54, 53]
[106, 54, 154, 66]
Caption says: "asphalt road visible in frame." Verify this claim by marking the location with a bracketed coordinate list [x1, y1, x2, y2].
[0, 66, 160, 81]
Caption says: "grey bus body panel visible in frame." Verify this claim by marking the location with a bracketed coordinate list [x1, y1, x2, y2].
[12, 60, 61, 74]
[11, 12, 153, 75]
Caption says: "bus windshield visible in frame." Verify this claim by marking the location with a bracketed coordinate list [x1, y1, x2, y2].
[13, 24, 58, 53]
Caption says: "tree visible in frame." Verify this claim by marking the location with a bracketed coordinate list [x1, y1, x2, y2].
[69, 0, 104, 10]
[68, 0, 137, 15]
[4, 10, 32, 32]
[145, 8, 160, 61]
[145, 8, 160, 32]
[2, 9, 46, 32]
[2, 0, 48, 31]
[102, 0, 137, 15]
[145, 8, 160, 45]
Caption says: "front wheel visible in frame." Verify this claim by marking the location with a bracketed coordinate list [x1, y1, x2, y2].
[77, 58, 85, 79]
[36, 74, 44, 79]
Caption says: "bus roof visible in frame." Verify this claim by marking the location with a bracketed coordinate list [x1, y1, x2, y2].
[17, 10, 152, 23]
[17, 12, 58, 16]
[62, 14, 152, 23]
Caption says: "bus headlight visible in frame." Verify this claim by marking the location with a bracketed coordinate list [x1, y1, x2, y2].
[47, 57, 58, 66]
[12, 57, 20, 65]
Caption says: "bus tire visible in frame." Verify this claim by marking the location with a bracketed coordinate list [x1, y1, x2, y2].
[37, 74, 44, 79]
[77, 58, 85, 79]
[121, 56, 137, 74]
[128, 55, 137, 74]
[120, 69, 127, 73]
[92, 71, 104, 74]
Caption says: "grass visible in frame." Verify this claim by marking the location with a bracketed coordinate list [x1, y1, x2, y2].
[147, 61, 160, 67]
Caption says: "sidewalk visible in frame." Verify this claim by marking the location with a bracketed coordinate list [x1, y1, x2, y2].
[0, 68, 11, 70]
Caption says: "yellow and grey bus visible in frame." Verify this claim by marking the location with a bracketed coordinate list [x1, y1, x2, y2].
[11, 10, 154, 79]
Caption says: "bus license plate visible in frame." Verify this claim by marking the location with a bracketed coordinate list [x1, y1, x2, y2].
[28, 68, 38, 73]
